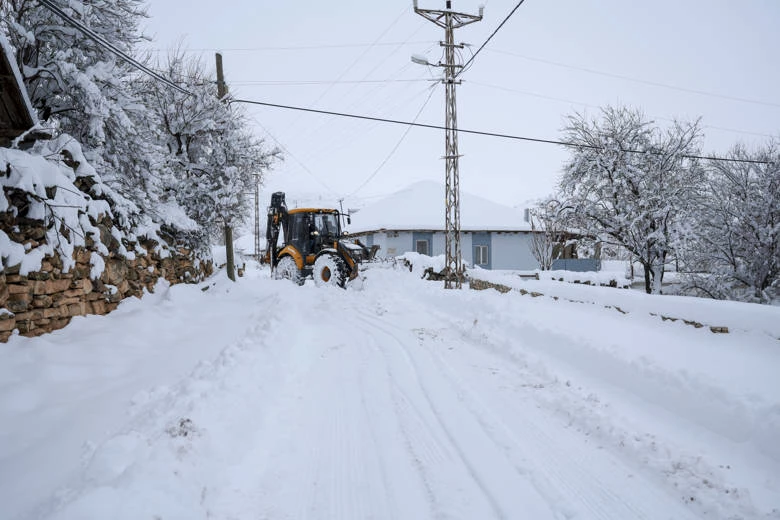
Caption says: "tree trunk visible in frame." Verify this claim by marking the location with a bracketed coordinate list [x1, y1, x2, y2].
[225, 224, 235, 282]
[651, 263, 664, 295]
[643, 264, 652, 294]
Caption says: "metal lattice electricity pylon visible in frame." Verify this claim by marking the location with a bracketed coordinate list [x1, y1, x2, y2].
[414, 1, 482, 289]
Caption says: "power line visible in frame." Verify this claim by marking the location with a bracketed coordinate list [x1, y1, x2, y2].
[231, 98, 774, 165]
[39, 0, 190, 96]
[141, 41, 438, 53]
[284, 10, 427, 163]
[249, 115, 337, 196]
[469, 81, 778, 139]
[349, 83, 439, 197]
[279, 6, 410, 142]
[456, 0, 527, 79]
[470, 80, 600, 109]
[486, 49, 780, 110]
[298, 77, 435, 171]
[231, 78, 434, 86]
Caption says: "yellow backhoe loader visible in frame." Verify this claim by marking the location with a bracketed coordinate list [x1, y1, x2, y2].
[264, 192, 368, 287]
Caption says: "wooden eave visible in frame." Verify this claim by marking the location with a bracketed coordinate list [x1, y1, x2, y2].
[0, 38, 37, 146]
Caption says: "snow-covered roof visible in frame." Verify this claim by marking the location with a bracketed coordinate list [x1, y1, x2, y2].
[350, 180, 532, 233]
[0, 33, 37, 141]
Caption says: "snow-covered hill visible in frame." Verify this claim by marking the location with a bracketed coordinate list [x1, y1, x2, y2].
[1, 263, 778, 519]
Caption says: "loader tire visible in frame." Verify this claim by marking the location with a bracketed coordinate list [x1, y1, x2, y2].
[313, 254, 346, 288]
[274, 256, 304, 285]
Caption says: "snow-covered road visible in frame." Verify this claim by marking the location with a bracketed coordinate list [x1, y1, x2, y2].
[2, 263, 778, 519]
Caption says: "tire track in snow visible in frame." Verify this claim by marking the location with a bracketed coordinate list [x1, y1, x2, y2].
[427, 300, 772, 520]
[355, 309, 555, 519]
[373, 336, 450, 519]
[417, 327, 661, 520]
[357, 304, 710, 520]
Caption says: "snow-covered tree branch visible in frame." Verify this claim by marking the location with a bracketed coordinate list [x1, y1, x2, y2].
[558, 106, 703, 294]
[680, 142, 779, 303]
[528, 197, 566, 271]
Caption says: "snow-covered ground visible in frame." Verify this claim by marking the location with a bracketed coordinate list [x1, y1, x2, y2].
[1, 261, 778, 520]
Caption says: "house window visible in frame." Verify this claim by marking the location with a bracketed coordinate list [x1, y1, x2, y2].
[387, 247, 397, 255]
[416, 240, 429, 256]
[474, 245, 489, 266]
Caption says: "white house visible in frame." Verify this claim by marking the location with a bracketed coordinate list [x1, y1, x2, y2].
[348, 181, 540, 270]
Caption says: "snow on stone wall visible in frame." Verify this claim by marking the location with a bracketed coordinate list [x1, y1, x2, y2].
[0, 138, 212, 341]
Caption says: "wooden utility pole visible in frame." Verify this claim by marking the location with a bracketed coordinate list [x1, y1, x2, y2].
[216, 52, 236, 281]
[253, 174, 261, 261]
[414, 1, 482, 289]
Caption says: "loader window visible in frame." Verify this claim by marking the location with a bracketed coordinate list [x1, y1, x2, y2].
[315, 213, 339, 238]
[288, 214, 309, 252]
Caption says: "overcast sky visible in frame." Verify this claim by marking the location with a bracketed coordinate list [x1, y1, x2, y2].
[142, 0, 780, 210]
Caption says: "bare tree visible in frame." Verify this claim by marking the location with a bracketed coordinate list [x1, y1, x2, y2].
[528, 198, 565, 270]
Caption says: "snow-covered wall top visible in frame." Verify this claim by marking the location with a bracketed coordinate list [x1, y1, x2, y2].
[0, 136, 198, 277]
[350, 181, 533, 233]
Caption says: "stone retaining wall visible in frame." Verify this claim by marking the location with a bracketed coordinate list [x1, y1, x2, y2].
[0, 245, 211, 341]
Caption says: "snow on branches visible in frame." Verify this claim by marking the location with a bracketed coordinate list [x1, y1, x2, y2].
[144, 50, 281, 239]
[681, 143, 779, 303]
[1, 1, 280, 253]
[558, 106, 703, 295]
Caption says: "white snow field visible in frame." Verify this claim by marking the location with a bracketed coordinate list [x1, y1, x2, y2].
[1, 262, 778, 520]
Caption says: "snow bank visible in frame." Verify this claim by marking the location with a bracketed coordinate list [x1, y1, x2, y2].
[468, 269, 780, 338]
[540, 269, 632, 288]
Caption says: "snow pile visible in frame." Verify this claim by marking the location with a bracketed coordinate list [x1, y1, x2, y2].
[539, 269, 632, 288]
[0, 137, 202, 277]
[396, 252, 447, 275]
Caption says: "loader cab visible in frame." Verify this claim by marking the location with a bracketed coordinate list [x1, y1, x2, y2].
[284, 209, 342, 256]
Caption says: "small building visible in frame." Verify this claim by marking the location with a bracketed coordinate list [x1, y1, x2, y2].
[349, 181, 540, 270]
[0, 33, 38, 148]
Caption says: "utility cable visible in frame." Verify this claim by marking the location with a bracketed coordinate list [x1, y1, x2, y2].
[249, 115, 337, 196]
[141, 41, 437, 53]
[279, 6, 410, 141]
[456, 0, 527, 79]
[39, 0, 190, 96]
[305, 6, 409, 110]
[294, 26, 432, 164]
[348, 83, 440, 197]
[469, 80, 777, 139]
[231, 98, 774, 165]
[231, 78, 435, 86]
[486, 48, 780, 109]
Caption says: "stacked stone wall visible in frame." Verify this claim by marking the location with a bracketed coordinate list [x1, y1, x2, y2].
[0, 182, 212, 342]
[0, 244, 211, 341]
